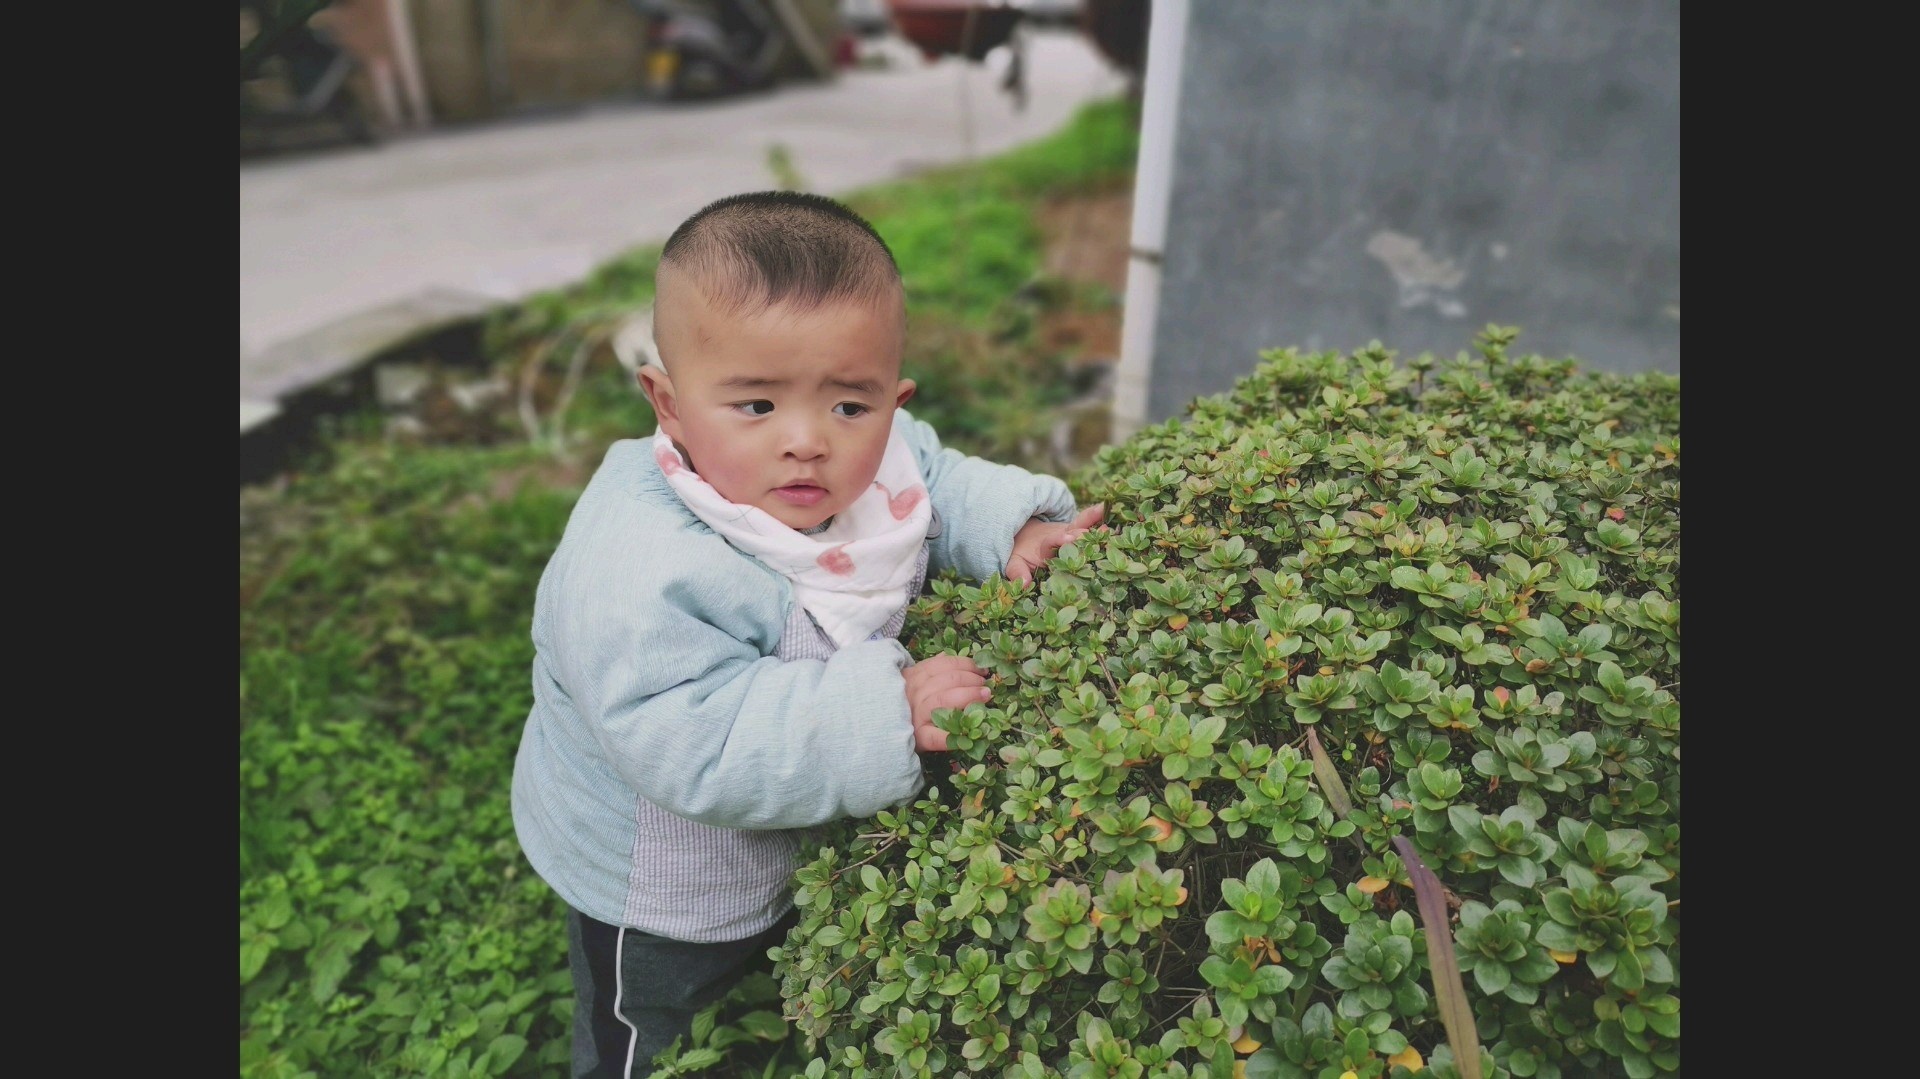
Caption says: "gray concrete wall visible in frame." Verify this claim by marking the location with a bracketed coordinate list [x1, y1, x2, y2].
[1147, 1, 1678, 422]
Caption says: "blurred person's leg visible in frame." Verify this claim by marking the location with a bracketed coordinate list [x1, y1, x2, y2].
[314, 0, 420, 132]
[364, 56, 405, 131]
[382, 0, 433, 128]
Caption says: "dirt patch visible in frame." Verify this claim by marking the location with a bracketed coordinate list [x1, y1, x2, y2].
[1028, 186, 1136, 470]
[1037, 187, 1134, 296]
[1034, 187, 1133, 364]
[487, 459, 591, 502]
[1037, 307, 1120, 362]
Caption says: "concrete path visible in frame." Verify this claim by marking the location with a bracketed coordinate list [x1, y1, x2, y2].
[240, 28, 1130, 431]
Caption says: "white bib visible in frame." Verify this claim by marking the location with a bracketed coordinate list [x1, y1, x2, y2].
[653, 428, 933, 648]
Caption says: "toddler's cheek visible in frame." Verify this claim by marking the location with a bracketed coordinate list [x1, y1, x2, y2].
[702, 465, 756, 505]
[849, 444, 889, 486]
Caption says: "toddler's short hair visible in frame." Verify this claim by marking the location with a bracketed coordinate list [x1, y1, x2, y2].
[657, 191, 902, 324]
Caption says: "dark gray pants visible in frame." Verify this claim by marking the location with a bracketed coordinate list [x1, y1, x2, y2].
[566, 906, 796, 1078]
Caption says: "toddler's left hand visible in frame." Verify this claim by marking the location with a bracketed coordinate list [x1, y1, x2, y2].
[1005, 503, 1107, 585]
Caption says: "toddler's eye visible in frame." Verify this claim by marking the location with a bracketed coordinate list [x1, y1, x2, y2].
[735, 401, 775, 416]
[832, 402, 870, 418]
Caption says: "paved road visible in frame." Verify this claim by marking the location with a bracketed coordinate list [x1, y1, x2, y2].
[240, 28, 1130, 430]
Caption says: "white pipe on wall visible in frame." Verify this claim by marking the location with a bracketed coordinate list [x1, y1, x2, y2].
[1112, 0, 1190, 440]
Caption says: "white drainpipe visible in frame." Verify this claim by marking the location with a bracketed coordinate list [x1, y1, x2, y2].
[1112, 0, 1190, 441]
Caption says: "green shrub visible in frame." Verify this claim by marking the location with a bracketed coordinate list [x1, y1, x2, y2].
[778, 328, 1680, 1079]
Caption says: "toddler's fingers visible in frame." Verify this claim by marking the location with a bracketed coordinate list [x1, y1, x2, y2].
[1074, 503, 1107, 530]
[915, 668, 988, 699]
[915, 722, 950, 753]
[915, 689, 991, 723]
[917, 653, 982, 676]
[929, 685, 990, 713]
[911, 691, 985, 750]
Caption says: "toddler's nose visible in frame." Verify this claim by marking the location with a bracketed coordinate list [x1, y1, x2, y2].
[781, 418, 829, 460]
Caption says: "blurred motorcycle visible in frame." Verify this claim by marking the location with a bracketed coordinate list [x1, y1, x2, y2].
[628, 0, 788, 100]
[240, 0, 379, 152]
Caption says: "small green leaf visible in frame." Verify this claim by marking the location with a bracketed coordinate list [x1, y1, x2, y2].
[1612, 947, 1646, 991]
[736, 1010, 788, 1040]
[673, 1047, 725, 1070]
[1242, 1048, 1287, 1079]
[1472, 960, 1510, 995]
[240, 939, 272, 984]
[1645, 1006, 1680, 1039]
[486, 1034, 528, 1071]
[257, 893, 294, 930]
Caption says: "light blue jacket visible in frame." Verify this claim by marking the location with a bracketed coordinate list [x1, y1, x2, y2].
[511, 409, 1078, 935]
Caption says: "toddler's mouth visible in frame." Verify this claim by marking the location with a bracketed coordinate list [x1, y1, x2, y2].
[774, 484, 826, 506]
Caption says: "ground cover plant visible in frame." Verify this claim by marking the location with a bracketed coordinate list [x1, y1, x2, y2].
[778, 327, 1679, 1079]
[241, 100, 1138, 1079]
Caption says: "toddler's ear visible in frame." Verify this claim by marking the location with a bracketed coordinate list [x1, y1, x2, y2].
[637, 365, 683, 437]
[894, 378, 917, 409]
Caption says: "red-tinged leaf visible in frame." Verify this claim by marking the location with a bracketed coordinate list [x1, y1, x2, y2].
[1393, 836, 1482, 1079]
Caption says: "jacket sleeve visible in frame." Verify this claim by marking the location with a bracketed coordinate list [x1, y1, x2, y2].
[540, 513, 927, 830]
[893, 409, 1079, 581]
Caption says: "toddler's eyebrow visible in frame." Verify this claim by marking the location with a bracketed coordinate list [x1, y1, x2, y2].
[717, 375, 883, 394]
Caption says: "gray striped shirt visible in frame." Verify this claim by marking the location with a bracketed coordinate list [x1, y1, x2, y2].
[618, 543, 931, 941]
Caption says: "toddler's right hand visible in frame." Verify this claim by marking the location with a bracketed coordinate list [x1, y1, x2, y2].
[903, 653, 990, 753]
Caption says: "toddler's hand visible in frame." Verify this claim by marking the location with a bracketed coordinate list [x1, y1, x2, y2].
[1005, 503, 1107, 585]
[903, 653, 990, 753]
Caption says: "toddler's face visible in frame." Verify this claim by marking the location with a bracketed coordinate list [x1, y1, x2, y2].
[640, 293, 915, 531]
